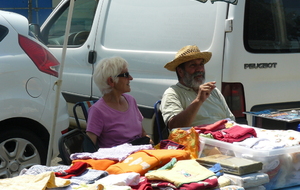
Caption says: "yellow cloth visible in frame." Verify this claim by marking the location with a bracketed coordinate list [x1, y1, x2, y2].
[73, 183, 104, 190]
[145, 159, 215, 187]
[218, 176, 232, 187]
[0, 171, 70, 190]
[168, 127, 200, 159]
[145, 160, 215, 187]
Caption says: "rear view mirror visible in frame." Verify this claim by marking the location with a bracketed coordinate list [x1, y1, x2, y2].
[29, 23, 45, 44]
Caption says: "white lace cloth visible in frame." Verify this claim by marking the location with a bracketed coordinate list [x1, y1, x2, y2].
[70, 143, 154, 161]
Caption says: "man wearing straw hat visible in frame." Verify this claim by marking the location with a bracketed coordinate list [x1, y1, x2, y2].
[161, 45, 235, 130]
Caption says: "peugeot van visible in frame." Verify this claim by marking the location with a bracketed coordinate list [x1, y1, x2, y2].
[32, 0, 300, 142]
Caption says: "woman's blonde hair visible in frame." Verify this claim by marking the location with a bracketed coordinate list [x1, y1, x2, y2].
[93, 56, 128, 95]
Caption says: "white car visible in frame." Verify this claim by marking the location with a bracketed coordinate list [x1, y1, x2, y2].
[0, 10, 69, 178]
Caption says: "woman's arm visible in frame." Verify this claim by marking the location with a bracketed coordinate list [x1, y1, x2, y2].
[86, 131, 98, 146]
[142, 128, 154, 145]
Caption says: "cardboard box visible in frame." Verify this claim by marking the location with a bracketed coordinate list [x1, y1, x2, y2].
[199, 137, 300, 190]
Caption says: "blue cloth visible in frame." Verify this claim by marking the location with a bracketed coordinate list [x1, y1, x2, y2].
[209, 163, 223, 177]
[248, 109, 276, 115]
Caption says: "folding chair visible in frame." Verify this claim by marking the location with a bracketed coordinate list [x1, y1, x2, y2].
[58, 100, 98, 165]
[73, 100, 97, 130]
[154, 100, 169, 143]
[58, 128, 97, 165]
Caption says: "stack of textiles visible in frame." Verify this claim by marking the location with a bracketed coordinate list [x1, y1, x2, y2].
[196, 119, 300, 149]
[0, 141, 266, 190]
[196, 154, 269, 190]
[4, 122, 300, 190]
[0, 143, 217, 190]
[196, 119, 300, 189]
[222, 173, 269, 190]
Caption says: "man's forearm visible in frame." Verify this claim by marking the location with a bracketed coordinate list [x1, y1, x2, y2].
[168, 100, 203, 129]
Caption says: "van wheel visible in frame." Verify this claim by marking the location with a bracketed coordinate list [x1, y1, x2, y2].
[0, 128, 47, 178]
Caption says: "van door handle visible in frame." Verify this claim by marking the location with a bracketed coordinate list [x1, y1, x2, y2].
[88, 50, 97, 64]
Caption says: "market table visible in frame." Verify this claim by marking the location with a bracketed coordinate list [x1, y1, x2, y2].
[281, 186, 300, 190]
[244, 108, 300, 130]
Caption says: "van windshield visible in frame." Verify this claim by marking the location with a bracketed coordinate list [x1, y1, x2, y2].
[244, 0, 300, 53]
[42, 0, 98, 46]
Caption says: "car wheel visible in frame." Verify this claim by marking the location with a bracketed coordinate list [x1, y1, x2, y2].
[0, 128, 47, 178]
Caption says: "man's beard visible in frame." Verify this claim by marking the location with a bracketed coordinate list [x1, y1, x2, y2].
[182, 71, 205, 90]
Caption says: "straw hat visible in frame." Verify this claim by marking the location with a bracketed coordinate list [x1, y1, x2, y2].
[164, 45, 212, 71]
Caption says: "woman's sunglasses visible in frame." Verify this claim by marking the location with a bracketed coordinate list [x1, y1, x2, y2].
[116, 72, 130, 78]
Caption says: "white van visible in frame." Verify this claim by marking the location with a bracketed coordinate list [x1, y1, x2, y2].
[32, 0, 300, 142]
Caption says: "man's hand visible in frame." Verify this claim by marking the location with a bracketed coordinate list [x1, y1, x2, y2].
[197, 81, 216, 103]
[168, 81, 216, 130]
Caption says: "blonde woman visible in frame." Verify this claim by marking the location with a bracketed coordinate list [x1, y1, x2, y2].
[86, 56, 153, 148]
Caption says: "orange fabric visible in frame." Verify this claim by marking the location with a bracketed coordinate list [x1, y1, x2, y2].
[72, 159, 118, 170]
[106, 149, 190, 176]
[142, 149, 190, 168]
[168, 127, 200, 159]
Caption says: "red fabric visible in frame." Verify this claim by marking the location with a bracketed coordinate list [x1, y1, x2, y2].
[55, 161, 89, 179]
[131, 176, 177, 190]
[224, 125, 257, 138]
[131, 177, 153, 190]
[206, 125, 257, 143]
[72, 159, 117, 170]
[132, 176, 218, 190]
[159, 140, 185, 150]
[149, 180, 177, 189]
[194, 119, 227, 133]
[267, 162, 281, 180]
[178, 177, 218, 190]
[138, 183, 152, 190]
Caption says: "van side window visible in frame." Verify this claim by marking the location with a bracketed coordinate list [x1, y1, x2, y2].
[244, 0, 300, 53]
[42, 0, 98, 46]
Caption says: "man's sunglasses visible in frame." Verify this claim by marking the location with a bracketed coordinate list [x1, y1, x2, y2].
[116, 72, 130, 78]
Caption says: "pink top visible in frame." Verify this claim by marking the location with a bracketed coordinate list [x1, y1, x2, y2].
[86, 93, 143, 148]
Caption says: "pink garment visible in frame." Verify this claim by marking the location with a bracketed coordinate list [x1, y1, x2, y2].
[178, 177, 218, 190]
[194, 119, 227, 133]
[159, 140, 185, 150]
[131, 177, 154, 190]
[206, 125, 257, 143]
[87, 94, 143, 148]
[132, 176, 218, 190]
[131, 176, 177, 190]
